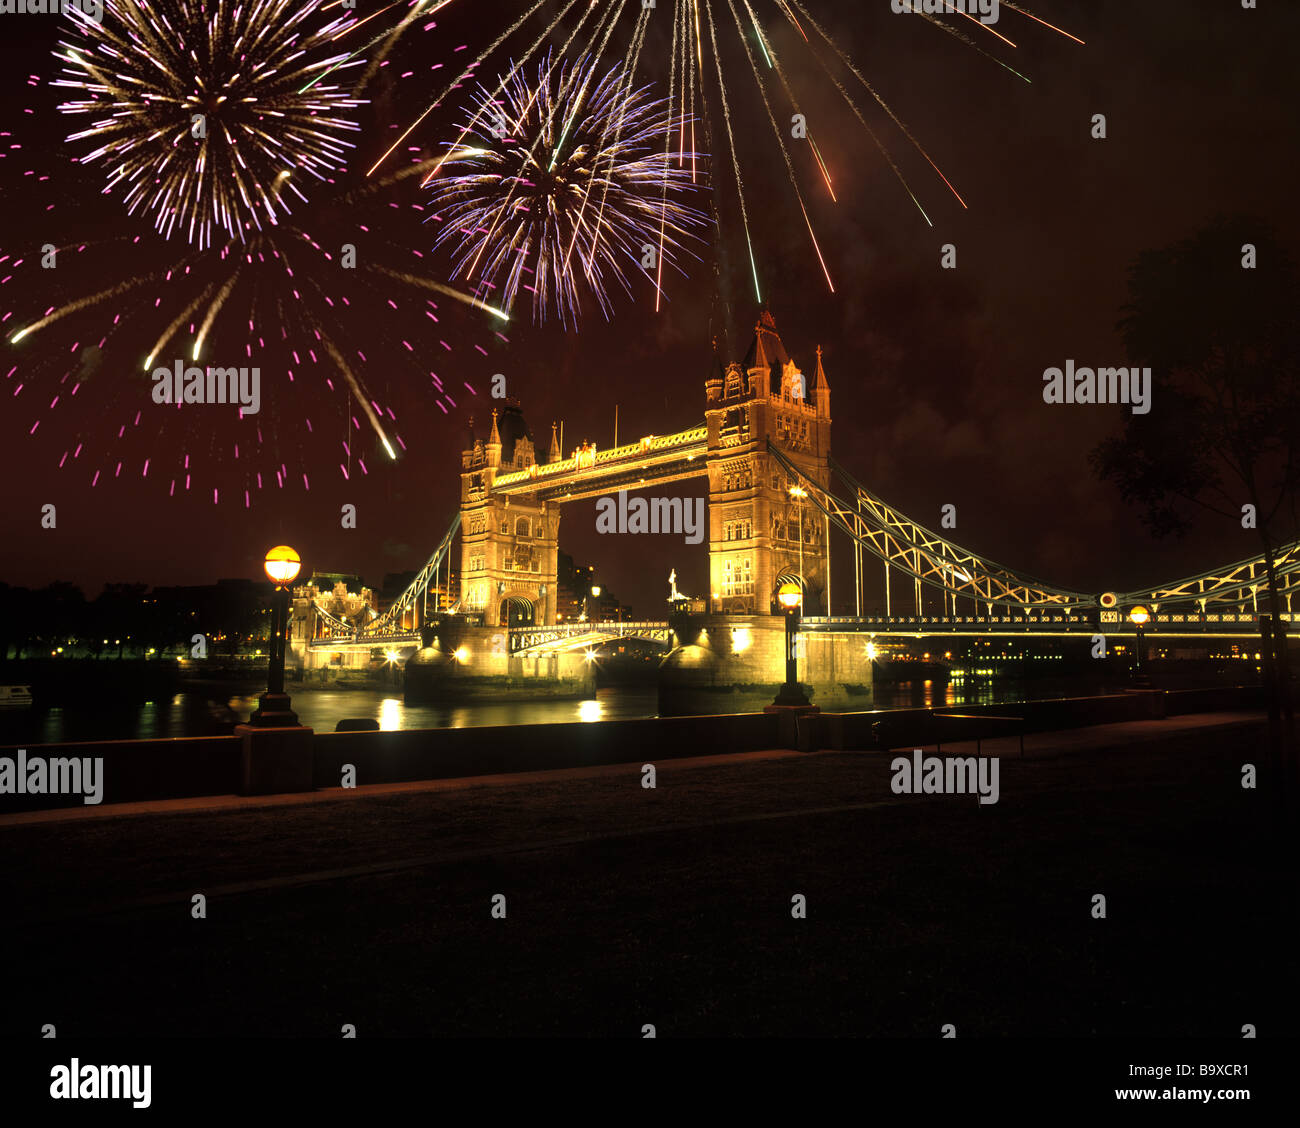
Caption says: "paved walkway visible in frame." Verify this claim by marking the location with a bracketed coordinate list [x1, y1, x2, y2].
[0, 707, 1282, 1038]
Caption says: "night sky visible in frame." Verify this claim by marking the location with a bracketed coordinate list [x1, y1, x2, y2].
[1, 0, 1297, 615]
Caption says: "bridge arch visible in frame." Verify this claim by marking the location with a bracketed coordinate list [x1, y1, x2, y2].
[499, 593, 536, 628]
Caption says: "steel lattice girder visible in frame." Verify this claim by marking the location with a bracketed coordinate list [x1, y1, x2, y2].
[774, 445, 1300, 614]
[311, 603, 355, 638]
[358, 513, 461, 639]
[1114, 540, 1300, 609]
[766, 444, 1093, 610]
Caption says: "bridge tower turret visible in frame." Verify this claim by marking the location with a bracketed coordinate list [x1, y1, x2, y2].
[705, 310, 833, 614]
[459, 400, 560, 627]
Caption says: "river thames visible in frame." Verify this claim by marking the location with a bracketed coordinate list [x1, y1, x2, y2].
[0, 675, 1128, 745]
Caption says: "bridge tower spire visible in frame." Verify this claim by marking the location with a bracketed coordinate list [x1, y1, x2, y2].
[705, 308, 833, 614]
[486, 409, 502, 466]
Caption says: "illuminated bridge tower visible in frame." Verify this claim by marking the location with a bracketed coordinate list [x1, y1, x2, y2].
[705, 310, 833, 614]
[459, 401, 561, 627]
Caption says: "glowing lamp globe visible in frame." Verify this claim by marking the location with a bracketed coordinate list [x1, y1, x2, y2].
[591, 585, 602, 597]
[264, 545, 302, 587]
[777, 581, 803, 611]
[1128, 605, 1150, 626]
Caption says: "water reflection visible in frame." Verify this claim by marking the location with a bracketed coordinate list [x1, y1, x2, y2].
[2, 675, 1123, 744]
[378, 698, 403, 732]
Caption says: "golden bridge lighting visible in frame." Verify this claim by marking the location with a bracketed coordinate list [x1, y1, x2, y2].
[777, 581, 802, 611]
[1128, 605, 1150, 626]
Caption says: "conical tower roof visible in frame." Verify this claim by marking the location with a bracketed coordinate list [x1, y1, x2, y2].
[813, 344, 829, 390]
[742, 309, 791, 375]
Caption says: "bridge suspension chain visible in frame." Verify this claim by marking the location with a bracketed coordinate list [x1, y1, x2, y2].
[1112, 541, 1300, 612]
[359, 513, 462, 639]
[777, 444, 1300, 615]
[768, 443, 1094, 611]
[312, 513, 461, 643]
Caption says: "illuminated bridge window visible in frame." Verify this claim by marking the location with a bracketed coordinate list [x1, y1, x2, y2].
[723, 557, 754, 597]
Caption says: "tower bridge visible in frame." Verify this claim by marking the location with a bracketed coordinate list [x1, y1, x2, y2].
[291, 310, 1300, 686]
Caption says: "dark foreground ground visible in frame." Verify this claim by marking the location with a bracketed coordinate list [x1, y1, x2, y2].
[0, 713, 1294, 1037]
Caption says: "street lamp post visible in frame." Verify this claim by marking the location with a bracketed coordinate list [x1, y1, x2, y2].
[789, 485, 807, 600]
[770, 581, 812, 708]
[1128, 605, 1151, 688]
[250, 545, 302, 726]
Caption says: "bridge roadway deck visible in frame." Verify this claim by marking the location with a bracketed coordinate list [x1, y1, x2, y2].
[305, 611, 1287, 654]
[488, 426, 709, 502]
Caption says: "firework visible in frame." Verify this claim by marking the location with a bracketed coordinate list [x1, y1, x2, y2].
[5, 17, 509, 504]
[4, 152, 509, 502]
[380, 1, 1084, 306]
[53, 0, 367, 249]
[426, 52, 710, 326]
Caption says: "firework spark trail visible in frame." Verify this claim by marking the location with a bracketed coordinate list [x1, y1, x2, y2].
[306, 0, 460, 93]
[788, 0, 967, 211]
[323, 337, 396, 460]
[540, 0, 628, 175]
[742, 0, 835, 199]
[370, 0, 566, 178]
[370, 266, 510, 322]
[8, 276, 147, 343]
[704, 0, 761, 303]
[55, 0, 368, 249]
[192, 270, 240, 362]
[904, 6, 1032, 83]
[681, 1, 694, 178]
[456, 0, 623, 281]
[427, 0, 604, 197]
[1000, 1, 1086, 45]
[144, 280, 216, 371]
[567, 9, 655, 282]
[774, 0, 808, 43]
[690, 0, 702, 182]
[784, 30, 933, 225]
[726, 0, 833, 292]
[940, 1, 1019, 48]
[656, 3, 683, 311]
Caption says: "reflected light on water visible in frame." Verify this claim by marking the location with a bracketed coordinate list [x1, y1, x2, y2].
[379, 698, 403, 731]
[577, 699, 603, 723]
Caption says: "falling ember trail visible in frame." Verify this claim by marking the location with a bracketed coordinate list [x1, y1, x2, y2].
[323, 338, 398, 460]
[371, 267, 510, 322]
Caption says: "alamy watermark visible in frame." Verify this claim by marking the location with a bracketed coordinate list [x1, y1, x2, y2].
[1043, 360, 1151, 415]
[50, 1060, 151, 1108]
[0, 750, 103, 804]
[891, 750, 1000, 805]
[0, 0, 103, 24]
[596, 490, 705, 545]
[152, 360, 261, 415]
[891, 0, 999, 25]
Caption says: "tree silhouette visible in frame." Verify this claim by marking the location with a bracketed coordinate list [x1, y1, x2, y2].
[1091, 215, 1300, 802]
